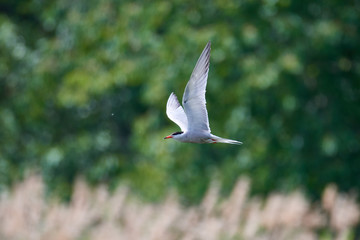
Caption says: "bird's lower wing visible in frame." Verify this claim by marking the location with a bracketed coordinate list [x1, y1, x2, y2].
[166, 92, 188, 132]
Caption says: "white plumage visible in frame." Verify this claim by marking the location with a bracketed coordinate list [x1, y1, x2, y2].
[165, 41, 242, 145]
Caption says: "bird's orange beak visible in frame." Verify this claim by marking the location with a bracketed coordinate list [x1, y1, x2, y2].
[164, 135, 172, 139]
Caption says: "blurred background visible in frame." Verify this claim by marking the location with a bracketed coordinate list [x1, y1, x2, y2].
[1, 0, 359, 205]
[1, 0, 360, 239]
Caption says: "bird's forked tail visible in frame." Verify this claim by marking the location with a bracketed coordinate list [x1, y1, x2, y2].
[210, 135, 243, 145]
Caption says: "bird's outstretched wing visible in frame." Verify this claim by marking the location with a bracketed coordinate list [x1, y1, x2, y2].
[166, 92, 188, 132]
[182, 41, 211, 132]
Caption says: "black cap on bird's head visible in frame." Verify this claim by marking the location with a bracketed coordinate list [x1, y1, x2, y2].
[164, 131, 183, 139]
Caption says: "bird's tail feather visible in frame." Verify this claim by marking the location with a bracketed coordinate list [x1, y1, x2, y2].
[211, 135, 243, 145]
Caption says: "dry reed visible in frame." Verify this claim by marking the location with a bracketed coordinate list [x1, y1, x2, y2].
[0, 175, 359, 240]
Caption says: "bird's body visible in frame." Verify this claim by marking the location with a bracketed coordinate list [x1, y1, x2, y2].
[164, 41, 242, 145]
[170, 131, 242, 145]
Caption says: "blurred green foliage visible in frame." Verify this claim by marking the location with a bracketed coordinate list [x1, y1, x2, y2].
[0, 0, 359, 203]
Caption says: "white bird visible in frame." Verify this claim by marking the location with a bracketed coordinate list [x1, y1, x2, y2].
[164, 41, 242, 145]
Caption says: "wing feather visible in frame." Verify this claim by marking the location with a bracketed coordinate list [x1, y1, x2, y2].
[182, 41, 211, 132]
[166, 92, 188, 132]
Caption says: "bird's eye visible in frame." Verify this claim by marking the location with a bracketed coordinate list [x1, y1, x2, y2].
[172, 131, 183, 136]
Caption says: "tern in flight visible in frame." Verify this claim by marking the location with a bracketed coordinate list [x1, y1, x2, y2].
[164, 41, 242, 145]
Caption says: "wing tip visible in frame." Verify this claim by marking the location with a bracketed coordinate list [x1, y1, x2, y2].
[167, 92, 181, 109]
[204, 41, 211, 54]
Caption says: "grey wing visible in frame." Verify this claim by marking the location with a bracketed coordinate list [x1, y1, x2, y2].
[166, 92, 188, 132]
[182, 41, 211, 132]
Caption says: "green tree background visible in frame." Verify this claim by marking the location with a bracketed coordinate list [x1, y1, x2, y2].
[0, 0, 359, 203]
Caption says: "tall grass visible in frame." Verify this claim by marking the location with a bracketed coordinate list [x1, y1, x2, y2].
[0, 175, 358, 240]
